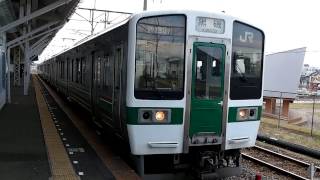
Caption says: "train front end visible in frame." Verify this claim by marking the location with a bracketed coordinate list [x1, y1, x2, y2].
[126, 11, 264, 177]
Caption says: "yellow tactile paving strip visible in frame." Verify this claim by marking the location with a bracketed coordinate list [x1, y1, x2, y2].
[33, 75, 79, 180]
[37, 75, 141, 180]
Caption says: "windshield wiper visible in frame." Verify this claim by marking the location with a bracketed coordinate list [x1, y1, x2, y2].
[236, 64, 248, 82]
[146, 87, 166, 100]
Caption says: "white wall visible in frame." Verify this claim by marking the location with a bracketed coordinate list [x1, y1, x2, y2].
[263, 47, 306, 99]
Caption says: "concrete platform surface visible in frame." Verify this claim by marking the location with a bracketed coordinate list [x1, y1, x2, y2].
[0, 81, 51, 180]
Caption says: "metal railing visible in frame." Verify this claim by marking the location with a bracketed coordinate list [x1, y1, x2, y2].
[263, 90, 319, 137]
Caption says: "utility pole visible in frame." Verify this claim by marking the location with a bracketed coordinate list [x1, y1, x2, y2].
[143, 0, 147, 11]
[91, 0, 96, 35]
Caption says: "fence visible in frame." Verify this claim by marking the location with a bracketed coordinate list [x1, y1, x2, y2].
[262, 90, 320, 139]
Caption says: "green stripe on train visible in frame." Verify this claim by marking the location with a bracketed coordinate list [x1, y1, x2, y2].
[126, 107, 184, 125]
[228, 106, 262, 123]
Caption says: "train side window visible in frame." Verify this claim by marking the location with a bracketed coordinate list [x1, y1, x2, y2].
[59, 61, 62, 79]
[101, 54, 113, 99]
[108, 55, 113, 97]
[71, 59, 74, 82]
[59, 61, 61, 78]
[62, 61, 64, 79]
[66, 58, 70, 81]
[76, 58, 81, 83]
[97, 56, 102, 87]
[63, 61, 66, 80]
[81, 57, 86, 86]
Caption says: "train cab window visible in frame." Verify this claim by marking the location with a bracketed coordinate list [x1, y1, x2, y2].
[134, 15, 186, 100]
[230, 21, 264, 100]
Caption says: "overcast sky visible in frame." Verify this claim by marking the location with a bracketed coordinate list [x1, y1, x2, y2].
[40, 0, 320, 67]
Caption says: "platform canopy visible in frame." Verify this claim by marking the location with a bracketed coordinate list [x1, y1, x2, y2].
[0, 0, 79, 58]
[0, 0, 79, 104]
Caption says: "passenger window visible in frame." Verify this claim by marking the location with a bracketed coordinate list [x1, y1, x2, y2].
[76, 58, 81, 84]
[71, 59, 74, 82]
[81, 57, 86, 86]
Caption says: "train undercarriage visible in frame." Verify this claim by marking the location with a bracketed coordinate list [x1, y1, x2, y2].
[134, 146, 241, 180]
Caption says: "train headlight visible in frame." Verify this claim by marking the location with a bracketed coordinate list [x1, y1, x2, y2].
[239, 109, 247, 117]
[237, 108, 249, 121]
[139, 109, 171, 124]
[155, 111, 166, 121]
[153, 109, 170, 123]
[236, 107, 258, 121]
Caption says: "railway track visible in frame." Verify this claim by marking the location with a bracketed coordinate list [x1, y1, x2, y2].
[241, 145, 320, 180]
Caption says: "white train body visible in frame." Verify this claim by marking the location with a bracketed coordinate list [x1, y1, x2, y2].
[39, 10, 265, 178]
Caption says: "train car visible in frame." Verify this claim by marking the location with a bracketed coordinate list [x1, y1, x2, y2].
[38, 10, 265, 179]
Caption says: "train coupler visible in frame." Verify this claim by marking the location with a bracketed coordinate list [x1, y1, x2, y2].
[194, 150, 241, 179]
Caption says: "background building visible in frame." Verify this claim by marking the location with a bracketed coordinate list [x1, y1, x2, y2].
[263, 47, 306, 118]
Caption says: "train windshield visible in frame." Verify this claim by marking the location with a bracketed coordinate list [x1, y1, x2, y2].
[134, 15, 186, 100]
[230, 21, 264, 100]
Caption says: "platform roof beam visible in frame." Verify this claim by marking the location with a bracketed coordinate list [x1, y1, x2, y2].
[30, 40, 50, 58]
[0, 0, 74, 33]
[30, 32, 53, 50]
[6, 21, 59, 47]
[7, 25, 62, 49]
[30, 40, 50, 57]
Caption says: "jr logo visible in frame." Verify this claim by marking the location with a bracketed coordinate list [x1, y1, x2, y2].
[240, 31, 254, 43]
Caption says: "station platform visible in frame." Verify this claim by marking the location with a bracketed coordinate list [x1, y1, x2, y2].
[0, 79, 51, 179]
[0, 75, 139, 180]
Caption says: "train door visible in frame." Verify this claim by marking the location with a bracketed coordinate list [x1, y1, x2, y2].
[113, 45, 123, 133]
[189, 42, 225, 144]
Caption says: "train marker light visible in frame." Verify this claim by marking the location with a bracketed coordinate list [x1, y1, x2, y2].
[249, 109, 255, 116]
[143, 112, 151, 120]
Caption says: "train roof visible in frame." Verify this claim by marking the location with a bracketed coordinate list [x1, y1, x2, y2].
[42, 9, 261, 63]
[132, 10, 235, 21]
[45, 16, 131, 60]
[132, 9, 262, 32]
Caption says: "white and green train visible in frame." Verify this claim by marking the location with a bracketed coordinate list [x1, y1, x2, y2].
[39, 10, 264, 179]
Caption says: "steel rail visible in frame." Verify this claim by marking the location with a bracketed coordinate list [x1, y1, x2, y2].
[253, 145, 320, 171]
[257, 134, 320, 159]
[241, 153, 309, 180]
